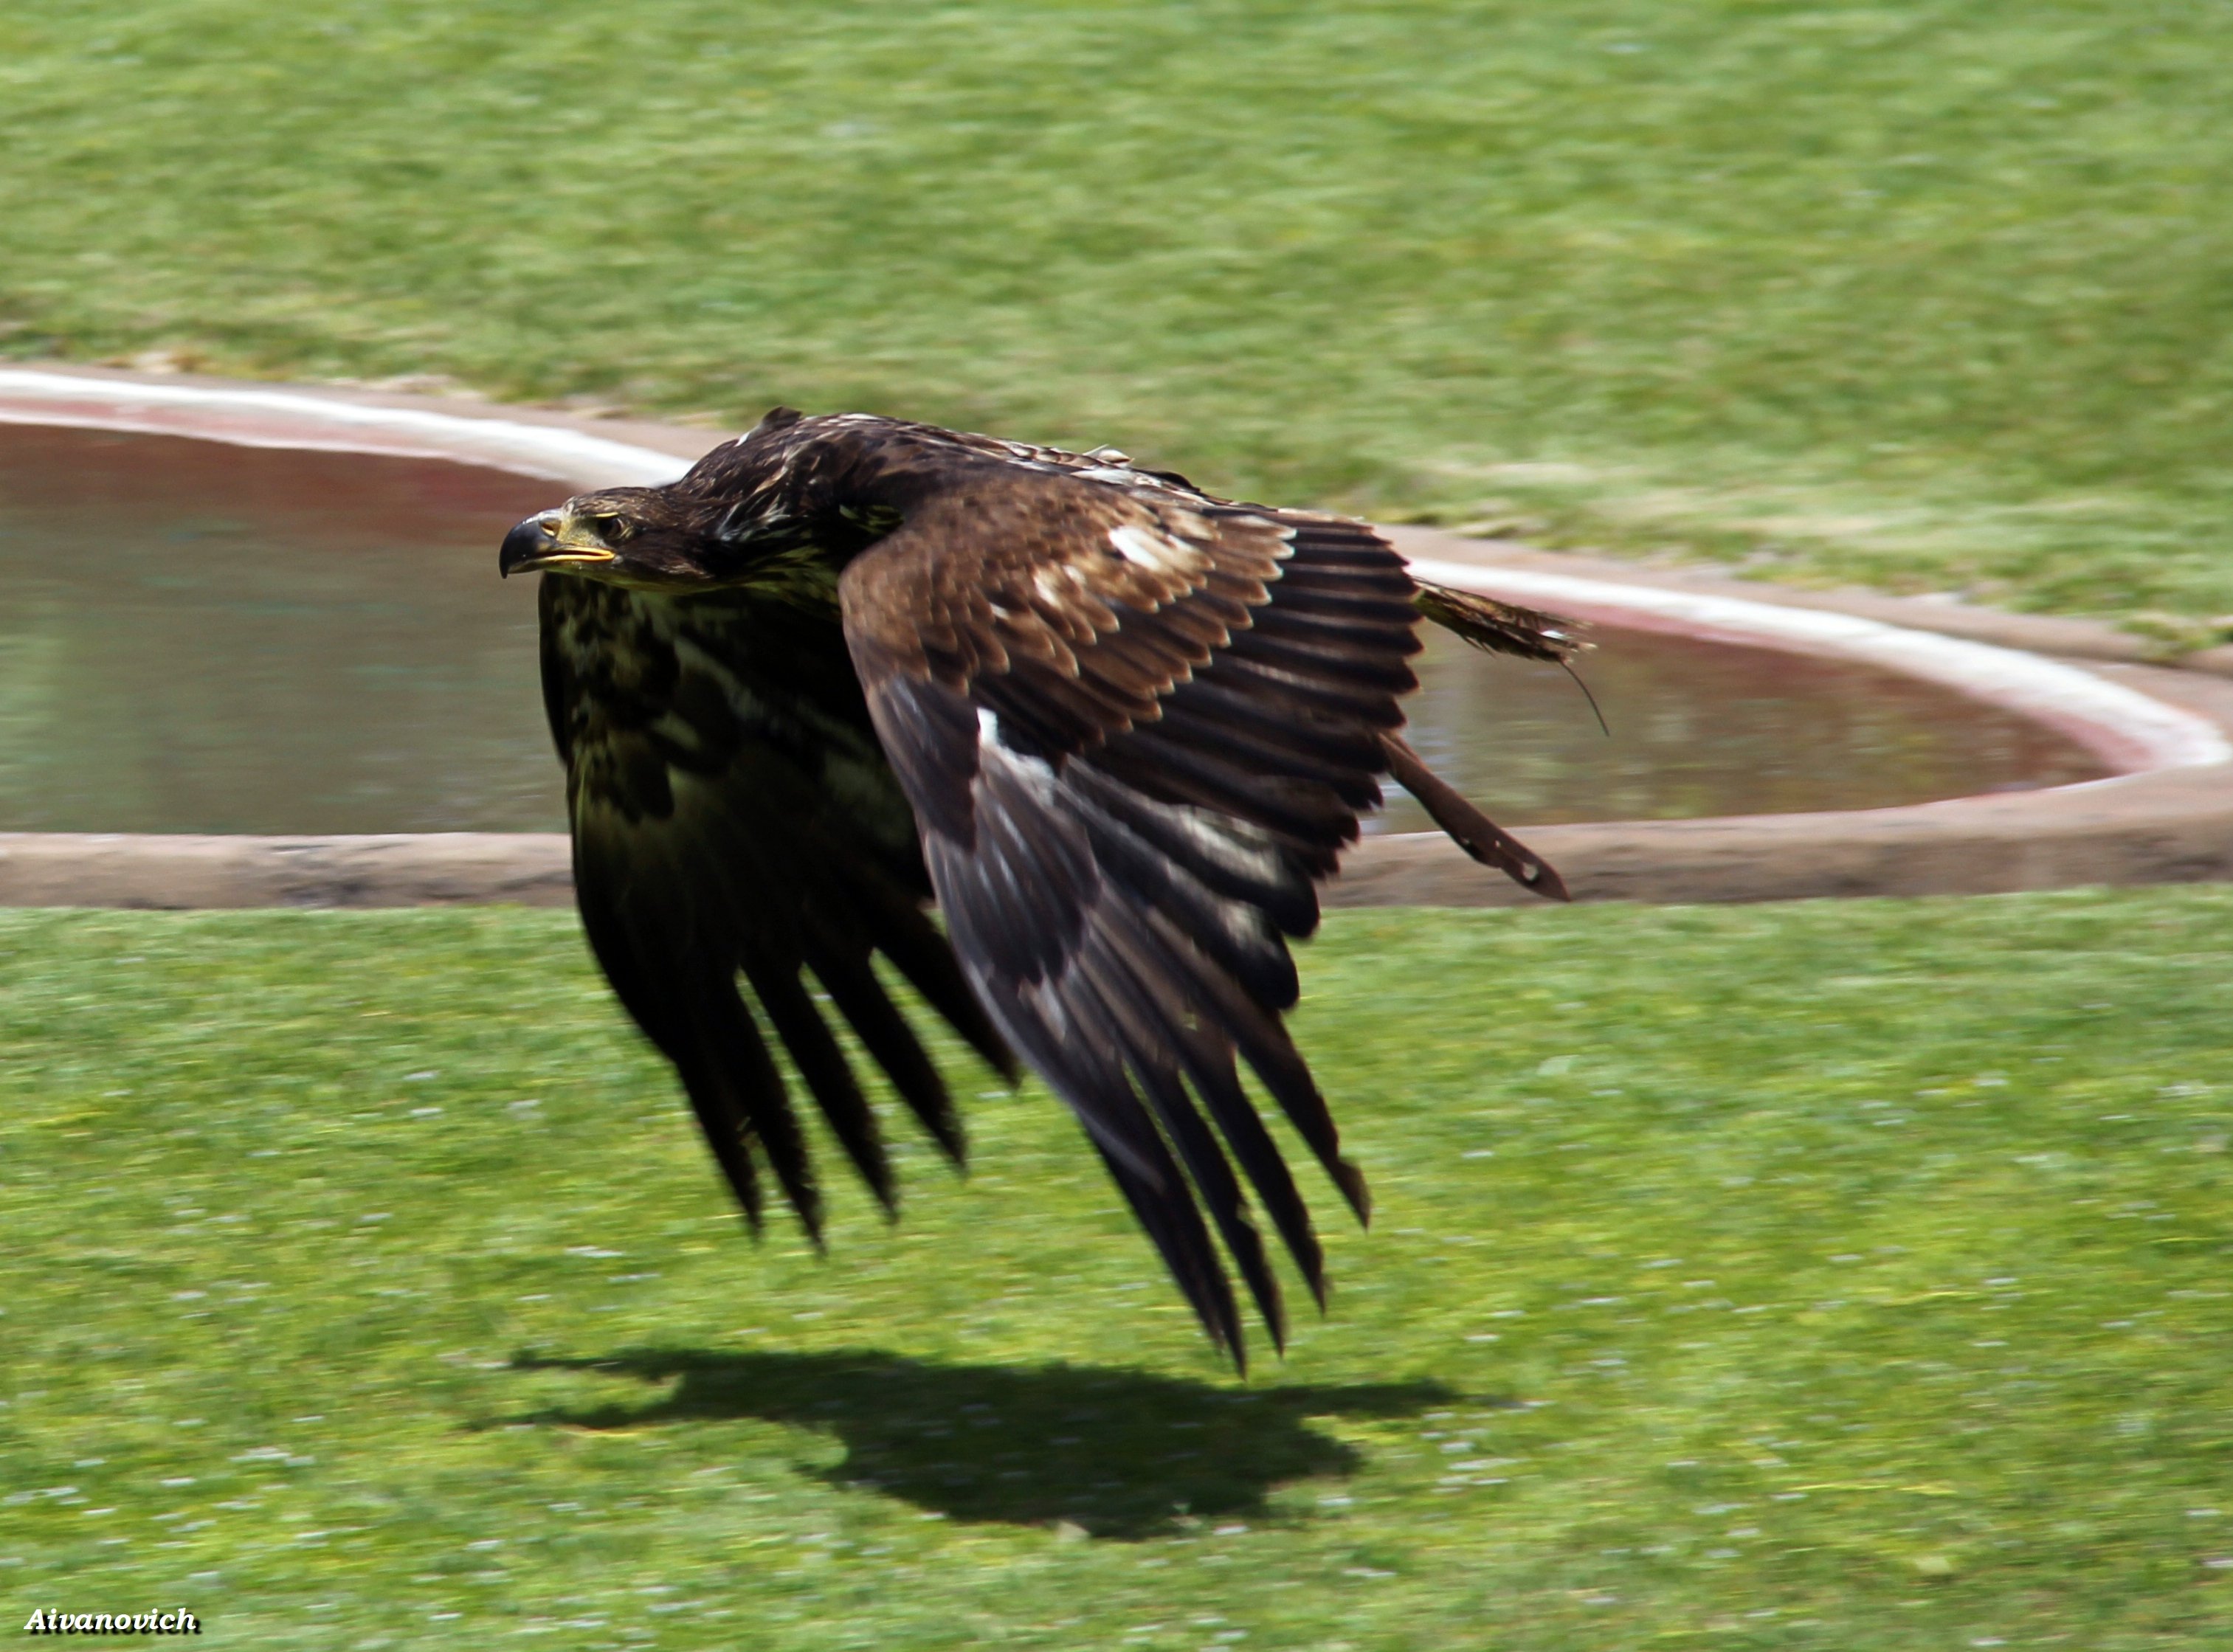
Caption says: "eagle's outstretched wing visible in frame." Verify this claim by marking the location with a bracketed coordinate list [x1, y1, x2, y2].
[838, 463, 1433, 1364]
[539, 576, 1015, 1240]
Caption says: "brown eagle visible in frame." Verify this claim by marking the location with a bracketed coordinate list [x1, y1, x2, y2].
[499, 409, 1575, 1366]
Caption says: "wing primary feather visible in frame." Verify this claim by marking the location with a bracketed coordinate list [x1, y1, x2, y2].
[1146, 697, 1387, 810]
[1151, 673, 1388, 775]
[672, 1056, 766, 1233]
[1071, 785, 1300, 1009]
[1381, 733, 1571, 901]
[572, 865, 772, 1233]
[862, 897, 1023, 1084]
[1069, 764, 1320, 938]
[1168, 1029, 1329, 1310]
[1223, 623, 1420, 689]
[973, 676, 1097, 756]
[703, 983, 826, 1247]
[1144, 909, 1373, 1226]
[1090, 898, 1330, 1303]
[1087, 918, 1289, 1346]
[923, 800, 1269, 1363]
[1209, 653, 1409, 727]
[1269, 561, 1420, 598]
[980, 959, 1245, 1357]
[1089, 737, 1359, 849]
[1083, 1130, 1246, 1369]
[742, 959, 896, 1216]
[807, 948, 967, 1164]
[1117, 1045, 1285, 1355]
[1248, 584, 1422, 626]
[1248, 598, 1424, 646]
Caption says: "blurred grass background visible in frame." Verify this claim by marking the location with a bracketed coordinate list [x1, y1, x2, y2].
[4, 1, 2232, 624]
[4, 896, 2232, 1648]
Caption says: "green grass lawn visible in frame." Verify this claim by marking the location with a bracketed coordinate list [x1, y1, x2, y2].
[4, 892, 2231, 1648]
[5, 2, 2233, 629]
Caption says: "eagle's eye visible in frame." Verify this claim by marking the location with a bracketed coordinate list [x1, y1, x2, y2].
[591, 514, 635, 545]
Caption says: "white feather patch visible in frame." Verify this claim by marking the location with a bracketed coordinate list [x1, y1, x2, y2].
[976, 707, 1059, 796]
[1108, 523, 1198, 574]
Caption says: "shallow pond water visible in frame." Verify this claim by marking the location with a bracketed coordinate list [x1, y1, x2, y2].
[1374, 612, 2111, 832]
[0, 424, 565, 834]
[0, 424, 2109, 836]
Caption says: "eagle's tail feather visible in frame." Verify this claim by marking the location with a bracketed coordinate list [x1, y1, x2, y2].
[1411, 582, 1586, 664]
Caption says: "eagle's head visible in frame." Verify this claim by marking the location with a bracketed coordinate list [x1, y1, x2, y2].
[497, 486, 726, 590]
[501, 410, 910, 598]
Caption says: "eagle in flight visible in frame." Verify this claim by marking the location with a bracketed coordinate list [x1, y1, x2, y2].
[499, 409, 1575, 1366]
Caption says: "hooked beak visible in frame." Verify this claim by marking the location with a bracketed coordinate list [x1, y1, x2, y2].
[499, 511, 618, 578]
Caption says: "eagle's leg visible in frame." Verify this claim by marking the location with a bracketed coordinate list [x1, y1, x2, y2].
[1379, 733, 1570, 902]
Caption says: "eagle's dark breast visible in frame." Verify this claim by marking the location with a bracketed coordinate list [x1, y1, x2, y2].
[541, 577, 911, 853]
[536, 542, 1011, 1245]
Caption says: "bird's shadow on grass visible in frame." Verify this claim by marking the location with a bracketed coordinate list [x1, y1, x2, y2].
[496, 1347, 1463, 1538]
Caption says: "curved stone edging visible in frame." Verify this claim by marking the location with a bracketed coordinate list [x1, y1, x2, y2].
[0, 833, 573, 911]
[4, 362, 2233, 910]
[0, 365, 694, 487]
[1331, 753, 2233, 909]
[1403, 558, 2232, 775]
